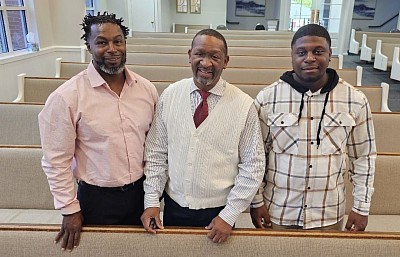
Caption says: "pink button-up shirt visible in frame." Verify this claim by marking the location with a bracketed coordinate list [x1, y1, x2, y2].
[39, 63, 158, 215]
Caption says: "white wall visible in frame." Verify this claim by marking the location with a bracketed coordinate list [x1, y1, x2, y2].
[352, 1, 400, 31]
[167, 0, 227, 31]
[160, 0, 173, 32]
[49, 0, 85, 47]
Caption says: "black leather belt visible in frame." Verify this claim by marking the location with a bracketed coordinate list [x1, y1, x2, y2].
[79, 176, 144, 192]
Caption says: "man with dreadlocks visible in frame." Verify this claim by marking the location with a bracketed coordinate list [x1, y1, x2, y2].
[250, 24, 376, 231]
[39, 12, 158, 251]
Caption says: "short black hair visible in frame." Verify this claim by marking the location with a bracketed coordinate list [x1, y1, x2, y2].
[80, 11, 129, 45]
[291, 24, 331, 48]
[192, 29, 228, 56]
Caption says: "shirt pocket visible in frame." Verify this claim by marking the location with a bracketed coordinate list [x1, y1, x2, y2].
[321, 112, 356, 155]
[267, 113, 299, 155]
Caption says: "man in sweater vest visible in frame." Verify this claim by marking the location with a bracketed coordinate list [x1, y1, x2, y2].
[141, 29, 265, 243]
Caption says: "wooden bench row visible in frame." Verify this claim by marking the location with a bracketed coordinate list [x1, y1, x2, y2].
[0, 144, 399, 232]
[349, 29, 400, 54]
[1, 93, 396, 150]
[13, 74, 390, 113]
[124, 44, 292, 56]
[54, 60, 361, 86]
[1, 224, 399, 257]
[126, 37, 292, 48]
[81, 50, 343, 70]
[131, 31, 294, 40]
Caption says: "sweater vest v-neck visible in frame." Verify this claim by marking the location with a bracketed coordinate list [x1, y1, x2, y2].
[161, 78, 253, 209]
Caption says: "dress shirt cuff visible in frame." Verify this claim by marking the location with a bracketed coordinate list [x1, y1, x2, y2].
[60, 201, 81, 216]
[218, 206, 241, 227]
[352, 200, 370, 216]
[250, 192, 264, 208]
[144, 193, 161, 209]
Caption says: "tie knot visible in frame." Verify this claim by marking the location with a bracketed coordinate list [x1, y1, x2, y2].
[199, 90, 211, 100]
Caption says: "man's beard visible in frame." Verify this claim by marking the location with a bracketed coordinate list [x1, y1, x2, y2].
[95, 55, 126, 75]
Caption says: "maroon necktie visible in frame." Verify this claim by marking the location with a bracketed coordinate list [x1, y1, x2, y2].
[193, 90, 211, 128]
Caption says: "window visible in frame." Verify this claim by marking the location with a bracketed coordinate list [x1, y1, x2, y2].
[86, 0, 95, 16]
[0, 0, 29, 54]
[320, 0, 343, 33]
[290, 0, 312, 31]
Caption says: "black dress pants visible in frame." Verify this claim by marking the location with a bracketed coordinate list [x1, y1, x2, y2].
[163, 193, 224, 227]
[77, 176, 145, 225]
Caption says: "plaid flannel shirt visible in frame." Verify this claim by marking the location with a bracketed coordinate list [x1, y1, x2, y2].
[251, 78, 376, 229]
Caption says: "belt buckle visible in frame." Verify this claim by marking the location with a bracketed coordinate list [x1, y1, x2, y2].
[120, 183, 133, 191]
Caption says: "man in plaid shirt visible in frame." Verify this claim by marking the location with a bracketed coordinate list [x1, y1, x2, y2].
[250, 24, 376, 231]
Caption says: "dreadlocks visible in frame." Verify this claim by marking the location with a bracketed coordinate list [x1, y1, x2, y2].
[291, 24, 331, 48]
[80, 11, 129, 45]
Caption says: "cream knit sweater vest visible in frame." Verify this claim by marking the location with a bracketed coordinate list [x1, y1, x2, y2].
[162, 78, 253, 209]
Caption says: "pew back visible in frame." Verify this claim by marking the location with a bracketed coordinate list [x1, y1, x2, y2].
[58, 62, 359, 86]
[372, 112, 400, 153]
[345, 153, 400, 215]
[125, 44, 292, 56]
[82, 51, 341, 69]
[126, 37, 291, 48]
[0, 146, 53, 209]
[0, 103, 43, 146]
[132, 31, 293, 40]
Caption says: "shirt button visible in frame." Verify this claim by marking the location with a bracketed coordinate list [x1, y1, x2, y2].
[310, 117, 314, 120]
[311, 141, 314, 145]
[309, 165, 312, 168]
[307, 187, 311, 190]
[280, 121, 284, 124]
[304, 205, 308, 208]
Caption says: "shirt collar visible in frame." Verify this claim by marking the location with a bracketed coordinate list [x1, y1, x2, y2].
[190, 78, 225, 96]
[87, 62, 136, 88]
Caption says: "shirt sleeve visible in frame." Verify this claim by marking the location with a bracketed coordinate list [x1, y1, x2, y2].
[250, 91, 270, 209]
[347, 95, 377, 216]
[38, 92, 80, 215]
[218, 103, 266, 226]
[143, 92, 169, 209]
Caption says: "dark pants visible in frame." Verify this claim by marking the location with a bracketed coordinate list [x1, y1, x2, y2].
[163, 193, 224, 227]
[77, 176, 145, 225]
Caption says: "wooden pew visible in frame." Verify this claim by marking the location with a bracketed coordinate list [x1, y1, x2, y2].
[360, 34, 400, 62]
[15, 75, 388, 112]
[56, 61, 361, 86]
[126, 37, 292, 48]
[373, 40, 400, 71]
[372, 112, 400, 153]
[13, 73, 68, 103]
[0, 103, 43, 146]
[390, 47, 400, 82]
[131, 31, 294, 40]
[124, 44, 292, 56]
[173, 23, 210, 33]
[350, 29, 400, 54]
[1, 225, 400, 257]
[187, 28, 294, 36]
[81, 51, 343, 70]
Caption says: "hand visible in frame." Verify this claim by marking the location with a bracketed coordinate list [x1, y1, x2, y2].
[345, 211, 368, 231]
[141, 207, 163, 234]
[205, 216, 233, 244]
[54, 212, 83, 251]
[250, 205, 272, 229]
